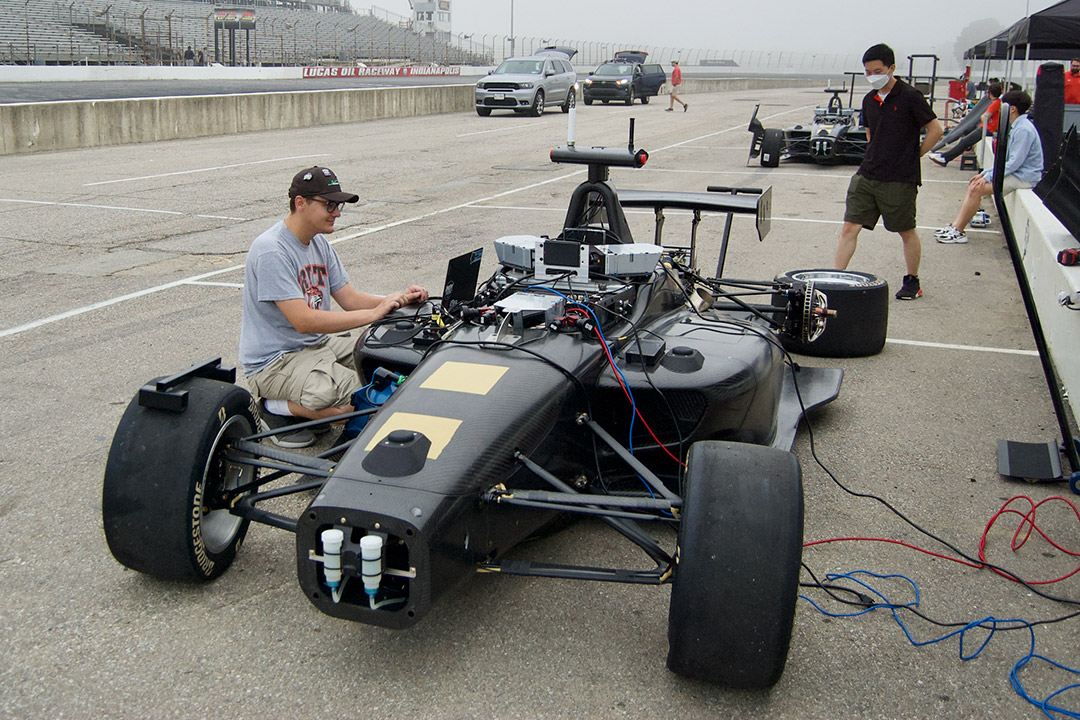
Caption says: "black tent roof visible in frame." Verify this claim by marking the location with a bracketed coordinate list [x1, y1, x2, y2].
[1007, 0, 1080, 53]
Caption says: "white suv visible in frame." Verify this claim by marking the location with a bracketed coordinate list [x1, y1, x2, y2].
[475, 48, 577, 117]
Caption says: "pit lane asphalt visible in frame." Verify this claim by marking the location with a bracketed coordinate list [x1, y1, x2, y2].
[1, 85, 1077, 719]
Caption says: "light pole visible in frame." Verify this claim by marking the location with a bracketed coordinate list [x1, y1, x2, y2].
[314, 21, 321, 63]
[509, 0, 514, 58]
[23, 0, 31, 65]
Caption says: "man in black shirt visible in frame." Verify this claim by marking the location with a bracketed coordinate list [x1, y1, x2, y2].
[833, 43, 943, 300]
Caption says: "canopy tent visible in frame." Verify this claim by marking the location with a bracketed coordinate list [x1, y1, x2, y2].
[965, 0, 1080, 61]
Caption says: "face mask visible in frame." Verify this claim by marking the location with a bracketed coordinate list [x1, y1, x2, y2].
[866, 73, 890, 90]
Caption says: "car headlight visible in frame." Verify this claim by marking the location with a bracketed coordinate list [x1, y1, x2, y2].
[583, 78, 593, 85]
[616, 78, 629, 86]
[519, 82, 533, 89]
[476, 82, 485, 89]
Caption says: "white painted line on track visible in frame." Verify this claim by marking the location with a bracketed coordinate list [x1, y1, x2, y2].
[456, 122, 545, 138]
[183, 281, 245, 289]
[645, 167, 970, 184]
[0, 198, 250, 221]
[886, 338, 1038, 356]
[82, 154, 332, 186]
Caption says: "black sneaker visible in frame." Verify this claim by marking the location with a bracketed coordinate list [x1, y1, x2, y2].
[258, 401, 316, 448]
[895, 274, 922, 300]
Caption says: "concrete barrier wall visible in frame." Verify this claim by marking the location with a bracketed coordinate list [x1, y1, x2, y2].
[0, 74, 821, 156]
[1005, 189, 1080, 423]
[0, 84, 474, 154]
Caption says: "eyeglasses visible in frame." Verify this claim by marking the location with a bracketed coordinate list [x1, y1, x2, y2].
[306, 197, 344, 214]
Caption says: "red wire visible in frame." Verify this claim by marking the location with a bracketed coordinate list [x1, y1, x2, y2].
[593, 325, 686, 468]
[805, 495, 1080, 586]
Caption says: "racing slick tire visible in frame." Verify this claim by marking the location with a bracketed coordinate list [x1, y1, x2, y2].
[529, 90, 545, 117]
[667, 441, 803, 689]
[102, 378, 258, 582]
[561, 88, 575, 113]
[773, 269, 889, 358]
[476, 107, 492, 117]
[760, 128, 784, 167]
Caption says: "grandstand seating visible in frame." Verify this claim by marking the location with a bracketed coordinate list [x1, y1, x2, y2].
[0, 0, 486, 66]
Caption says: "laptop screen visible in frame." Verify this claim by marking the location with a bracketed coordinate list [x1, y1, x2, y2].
[442, 248, 483, 311]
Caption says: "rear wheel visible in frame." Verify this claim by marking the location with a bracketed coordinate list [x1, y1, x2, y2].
[667, 441, 803, 689]
[561, 88, 575, 113]
[529, 90, 545, 116]
[773, 269, 889, 357]
[761, 128, 784, 167]
[103, 378, 258, 582]
[476, 107, 492, 117]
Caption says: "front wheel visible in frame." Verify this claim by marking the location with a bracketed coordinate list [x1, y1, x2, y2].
[625, 88, 634, 106]
[761, 128, 784, 167]
[667, 441, 803, 689]
[102, 378, 258, 582]
[529, 90, 545, 116]
[584, 97, 593, 106]
[640, 94, 650, 104]
[476, 106, 492, 117]
[773, 269, 889, 357]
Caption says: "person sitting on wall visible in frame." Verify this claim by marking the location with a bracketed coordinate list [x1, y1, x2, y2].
[935, 90, 1044, 244]
[928, 82, 1002, 166]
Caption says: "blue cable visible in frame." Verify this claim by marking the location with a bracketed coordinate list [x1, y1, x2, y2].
[524, 285, 654, 497]
[801, 569, 1080, 718]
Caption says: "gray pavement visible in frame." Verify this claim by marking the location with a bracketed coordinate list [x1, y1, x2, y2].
[1, 86, 1078, 719]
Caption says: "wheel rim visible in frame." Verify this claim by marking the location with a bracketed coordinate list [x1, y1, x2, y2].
[790, 270, 870, 287]
[200, 415, 254, 554]
[536, 94, 544, 113]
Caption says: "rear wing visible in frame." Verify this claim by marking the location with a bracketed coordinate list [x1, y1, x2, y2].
[618, 186, 772, 276]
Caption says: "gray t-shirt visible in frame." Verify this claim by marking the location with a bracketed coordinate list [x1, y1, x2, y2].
[239, 220, 350, 376]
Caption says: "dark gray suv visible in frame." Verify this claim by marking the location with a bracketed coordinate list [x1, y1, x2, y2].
[583, 51, 666, 105]
[474, 48, 578, 117]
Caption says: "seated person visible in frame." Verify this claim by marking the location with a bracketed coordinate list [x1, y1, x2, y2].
[929, 82, 1001, 166]
[936, 91, 1044, 244]
[239, 166, 429, 447]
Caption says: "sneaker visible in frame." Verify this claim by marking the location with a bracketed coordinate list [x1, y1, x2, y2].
[896, 274, 922, 300]
[936, 226, 968, 244]
[928, 152, 947, 167]
[665, 108, 674, 112]
[683, 103, 688, 112]
[258, 401, 315, 448]
[970, 210, 991, 228]
[934, 224, 956, 238]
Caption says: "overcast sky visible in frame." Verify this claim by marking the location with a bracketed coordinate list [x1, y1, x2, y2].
[370, 0, 1060, 58]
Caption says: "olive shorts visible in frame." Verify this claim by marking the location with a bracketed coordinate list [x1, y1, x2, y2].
[844, 174, 919, 232]
[246, 333, 363, 411]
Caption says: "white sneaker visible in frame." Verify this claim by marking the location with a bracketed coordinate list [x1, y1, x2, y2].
[970, 210, 991, 228]
[936, 226, 968, 244]
[934, 224, 956, 238]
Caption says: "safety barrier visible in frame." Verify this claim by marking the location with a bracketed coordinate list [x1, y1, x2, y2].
[0, 70, 820, 155]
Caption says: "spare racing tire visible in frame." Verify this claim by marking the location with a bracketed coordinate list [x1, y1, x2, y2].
[103, 378, 258, 582]
[667, 441, 803, 689]
[760, 128, 783, 167]
[773, 269, 889, 358]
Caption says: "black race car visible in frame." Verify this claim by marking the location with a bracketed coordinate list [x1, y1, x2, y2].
[102, 126, 889, 690]
[748, 87, 869, 167]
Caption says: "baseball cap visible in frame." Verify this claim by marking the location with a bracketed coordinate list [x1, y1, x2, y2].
[288, 166, 360, 203]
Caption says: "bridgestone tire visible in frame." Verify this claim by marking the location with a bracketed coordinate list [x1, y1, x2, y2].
[476, 107, 492, 117]
[773, 269, 889, 358]
[561, 88, 575, 113]
[667, 441, 803, 689]
[102, 378, 258, 582]
[530, 90, 545, 116]
[761, 128, 784, 167]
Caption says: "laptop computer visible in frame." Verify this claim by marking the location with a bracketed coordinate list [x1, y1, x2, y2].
[441, 248, 483, 311]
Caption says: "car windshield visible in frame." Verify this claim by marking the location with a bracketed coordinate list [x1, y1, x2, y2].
[596, 64, 635, 76]
[494, 60, 543, 75]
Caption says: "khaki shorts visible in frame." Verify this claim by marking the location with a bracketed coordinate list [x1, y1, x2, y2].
[844, 175, 919, 232]
[1001, 175, 1032, 195]
[247, 333, 363, 411]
